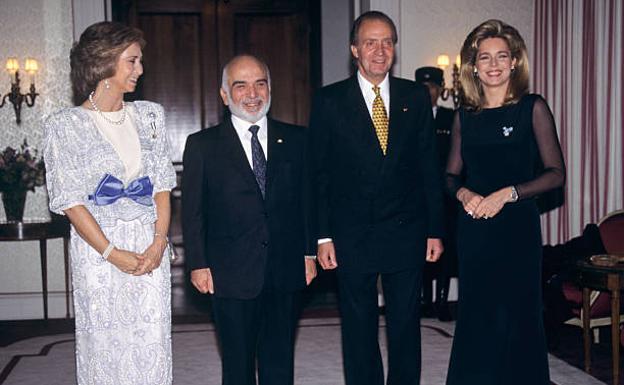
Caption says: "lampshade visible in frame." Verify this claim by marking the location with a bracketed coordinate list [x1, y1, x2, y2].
[455, 54, 461, 67]
[24, 58, 38, 74]
[5, 57, 19, 73]
[437, 54, 450, 69]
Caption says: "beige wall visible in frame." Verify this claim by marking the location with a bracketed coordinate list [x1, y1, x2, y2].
[398, 0, 534, 92]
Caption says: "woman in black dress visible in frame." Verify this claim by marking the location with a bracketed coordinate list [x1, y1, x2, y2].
[445, 20, 565, 385]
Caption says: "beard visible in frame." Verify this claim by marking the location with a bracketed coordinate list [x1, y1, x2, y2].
[227, 93, 271, 123]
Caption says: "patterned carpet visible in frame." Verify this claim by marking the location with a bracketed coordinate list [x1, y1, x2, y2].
[0, 317, 605, 385]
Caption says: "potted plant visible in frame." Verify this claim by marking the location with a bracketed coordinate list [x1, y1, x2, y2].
[0, 139, 46, 222]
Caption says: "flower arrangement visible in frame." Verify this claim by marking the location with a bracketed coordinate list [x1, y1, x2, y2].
[0, 139, 46, 193]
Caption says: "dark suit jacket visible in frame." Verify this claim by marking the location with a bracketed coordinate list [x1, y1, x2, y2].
[182, 117, 313, 299]
[308, 75, 445, 273]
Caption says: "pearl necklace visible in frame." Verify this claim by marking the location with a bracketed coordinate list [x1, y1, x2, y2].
[88, 91, 126, 125]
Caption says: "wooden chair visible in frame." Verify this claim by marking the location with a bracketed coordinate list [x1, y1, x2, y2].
[562, 209, 624, 342]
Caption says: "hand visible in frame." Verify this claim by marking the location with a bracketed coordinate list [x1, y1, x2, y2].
[107, 248, 145, 275]
[135, 237, 167, 276]
[473, 187, 512, 219]
[305, 258, 317, 285]
[317, 242, 338, 270]
[425, 238, 444, 262]
[191, 268, 214, 294]
[457, 187, 483, 218]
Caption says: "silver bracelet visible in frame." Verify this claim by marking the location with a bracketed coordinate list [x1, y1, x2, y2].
[154, 232, 169, 242]
[154, 232, 175, 262]
[101, 242, 115, 261]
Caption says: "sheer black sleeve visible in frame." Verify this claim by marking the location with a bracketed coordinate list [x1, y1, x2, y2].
[445, 110, 464, 198]
[516, 96, 566, 199]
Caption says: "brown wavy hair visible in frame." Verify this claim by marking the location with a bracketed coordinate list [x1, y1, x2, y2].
[459, 19, 529, 111]
[70, 22, 145, 105]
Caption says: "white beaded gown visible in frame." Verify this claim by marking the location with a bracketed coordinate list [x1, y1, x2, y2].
[43, 101, 176, 385]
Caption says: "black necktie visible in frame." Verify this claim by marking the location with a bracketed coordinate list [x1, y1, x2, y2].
[249, 125, 266, 198]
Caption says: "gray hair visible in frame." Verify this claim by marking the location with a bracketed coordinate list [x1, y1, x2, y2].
[220, 55, 271, 96]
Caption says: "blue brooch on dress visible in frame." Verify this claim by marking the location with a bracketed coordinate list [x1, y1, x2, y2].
[148, 112, 157, 139]
[502, 126, 514, 137]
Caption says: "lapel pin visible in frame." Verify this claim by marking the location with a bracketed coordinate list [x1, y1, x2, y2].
[148, 112, 157, 139]
[502, 126, 514, 137]
[402, 107, 408, 112]
[277, 138, 283, 143]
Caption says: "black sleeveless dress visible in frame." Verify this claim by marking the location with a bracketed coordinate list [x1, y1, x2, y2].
[445, 94, 565, 385]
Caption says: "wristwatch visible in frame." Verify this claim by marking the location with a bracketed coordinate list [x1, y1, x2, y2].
[510, 186, 519, 202]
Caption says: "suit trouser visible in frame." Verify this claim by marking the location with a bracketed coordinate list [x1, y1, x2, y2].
[211, 289, 301, 385]
[338, 268, 423, 385]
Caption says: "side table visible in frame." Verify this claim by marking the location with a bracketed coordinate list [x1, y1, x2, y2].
[575, 257, 624, 385]
[0, 219, 71, 319]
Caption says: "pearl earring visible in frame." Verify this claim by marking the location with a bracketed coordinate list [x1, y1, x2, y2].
[104, 79, 110, 89]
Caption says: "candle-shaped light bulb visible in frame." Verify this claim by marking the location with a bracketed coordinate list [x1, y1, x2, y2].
[6, 57, 19, 73]
[6, 57, 19, 84]
[25, 58, 38, 74]
[437, 54, 450, 69]
[25, 58, 38, 86]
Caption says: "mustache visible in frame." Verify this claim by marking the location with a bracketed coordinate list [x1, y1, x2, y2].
[241, 96, 266, 104]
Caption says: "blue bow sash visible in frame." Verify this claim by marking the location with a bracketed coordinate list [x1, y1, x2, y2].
[88, 174, 154, 206]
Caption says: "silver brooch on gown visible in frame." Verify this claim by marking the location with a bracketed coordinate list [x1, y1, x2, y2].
[502, 126, 514, 137]
[148, 112, 157, 139]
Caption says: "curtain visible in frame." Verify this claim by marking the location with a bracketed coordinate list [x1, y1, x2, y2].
[533, 0, 623, 245]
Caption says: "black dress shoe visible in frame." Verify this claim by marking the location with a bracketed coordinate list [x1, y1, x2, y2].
[421, 303, 436, 318]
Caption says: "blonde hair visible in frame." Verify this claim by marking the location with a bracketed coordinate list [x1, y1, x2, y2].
[459, 19, 529, 111]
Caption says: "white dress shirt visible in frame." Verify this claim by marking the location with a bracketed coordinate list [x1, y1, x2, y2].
[230, 114, 268, 167]
[357, 71, 390, 118]
[432, 105, 438, 119]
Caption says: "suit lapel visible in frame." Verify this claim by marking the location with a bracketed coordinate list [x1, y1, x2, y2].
[346, 76, 385, 159]
[386, 77, 409, 158]
[266, 119, 282, 194]
[220, 118, 264, 198]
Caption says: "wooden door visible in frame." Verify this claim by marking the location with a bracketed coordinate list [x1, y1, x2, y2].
[216, 0, 320, 125]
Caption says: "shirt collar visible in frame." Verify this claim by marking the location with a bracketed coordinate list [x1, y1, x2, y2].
[230, 114, 268, 137]
[357, 71, 390, 99]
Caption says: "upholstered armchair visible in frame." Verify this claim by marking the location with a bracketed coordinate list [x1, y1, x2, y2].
[562, 210, 624, 342]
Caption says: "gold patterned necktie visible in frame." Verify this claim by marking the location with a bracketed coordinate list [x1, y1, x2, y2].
[372, 85, 389, 155]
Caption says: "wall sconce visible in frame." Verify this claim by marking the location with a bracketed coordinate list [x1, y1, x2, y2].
[0, 57, 39, 125]
[436, 54, 463, 109]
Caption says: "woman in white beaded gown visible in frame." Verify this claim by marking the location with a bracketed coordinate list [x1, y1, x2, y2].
[43, 22, 175, 385]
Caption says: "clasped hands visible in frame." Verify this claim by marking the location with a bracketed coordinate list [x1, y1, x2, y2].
[458, 186, 513, 220]
[108, 237, 168, 276]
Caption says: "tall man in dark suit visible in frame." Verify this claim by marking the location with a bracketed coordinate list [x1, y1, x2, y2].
[308, 11, 445, 385]
[182, 55, 317, 385]
[415, 66, 456, 321]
